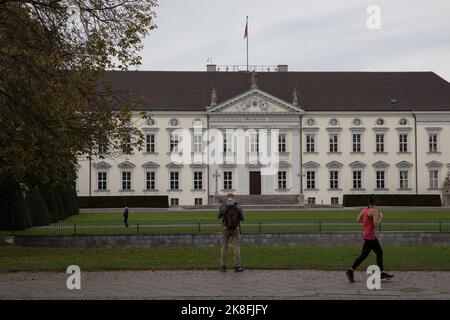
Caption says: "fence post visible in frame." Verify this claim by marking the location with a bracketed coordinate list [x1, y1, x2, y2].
[439, 221, 442, 232]
[137, 223, 140, 234]
[198, 222, 201, 233]
[259, 222, 262, 233]
[73, 224, 77, 236]
[319, 221, 322, 233]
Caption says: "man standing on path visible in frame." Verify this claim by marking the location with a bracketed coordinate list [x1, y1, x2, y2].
[123, 206, 129, 228]
[346, 195, 394, 282]
[218, 193, 244, 273]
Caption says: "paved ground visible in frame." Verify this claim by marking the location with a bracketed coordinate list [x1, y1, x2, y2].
[1, 270, 450, 300]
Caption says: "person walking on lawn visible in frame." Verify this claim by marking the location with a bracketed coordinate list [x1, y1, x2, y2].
[123, 206, 129, 228]
[346, 195, 394, 282]
[218, 193, 244, 273]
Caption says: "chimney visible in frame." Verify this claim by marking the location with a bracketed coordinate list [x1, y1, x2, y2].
[277, 64, 288, 72]
[206, 64, 217, 72]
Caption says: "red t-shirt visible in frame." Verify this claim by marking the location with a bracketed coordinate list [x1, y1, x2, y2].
[362, 207, 376, 240]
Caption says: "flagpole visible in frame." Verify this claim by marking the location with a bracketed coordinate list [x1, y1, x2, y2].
[246, 16, 249, 72]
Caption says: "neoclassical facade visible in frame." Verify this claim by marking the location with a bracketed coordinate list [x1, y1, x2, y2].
[76, 67, 450, 206]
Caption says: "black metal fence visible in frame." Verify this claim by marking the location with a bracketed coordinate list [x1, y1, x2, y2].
[14, 218, 450, 236]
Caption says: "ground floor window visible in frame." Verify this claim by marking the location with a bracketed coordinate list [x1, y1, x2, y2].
[122, 171, 131, 190]
[306, 171, 316, 190]
[170, 198, 179, 206]
[429, 170, 439, 189]
[223, 171, 233, 190]
[170, 171, 179, 190]
[352, 170, 362, 189]
[195, 198, 203, 206]
[399, 170, 409, 189]
[194, 171, 203, 190]
[307, 197, 316, 205]
[278, 171, 287, 189]
[97, 171, 107, 190]
[331, 197, 339, 205]
[146, 171, 155, 190]
[376, 170, 386, 189]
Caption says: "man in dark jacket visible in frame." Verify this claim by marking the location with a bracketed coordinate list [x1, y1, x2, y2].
[123, 206, 129, 227]
[218, 193, 244, 273]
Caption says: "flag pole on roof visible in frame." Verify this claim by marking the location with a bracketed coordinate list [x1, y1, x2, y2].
[244, 16, 248, 72]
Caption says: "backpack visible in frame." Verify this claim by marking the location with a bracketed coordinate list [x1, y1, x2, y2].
[223, 205, 240, 229]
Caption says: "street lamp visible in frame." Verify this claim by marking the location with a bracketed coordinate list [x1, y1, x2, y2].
[213, 169, 221, 204]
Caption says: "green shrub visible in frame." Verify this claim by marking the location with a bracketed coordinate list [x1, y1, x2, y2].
[343, 194, 442, 207]
[25, 188, 50, 226]
[53, 189, 66, 220]
[0, 188, 32, 231]
[77, 195, 169, 208]
[41, 189, 59, 223]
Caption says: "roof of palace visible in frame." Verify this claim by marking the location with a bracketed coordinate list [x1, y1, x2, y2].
[100, 70, 450, 112]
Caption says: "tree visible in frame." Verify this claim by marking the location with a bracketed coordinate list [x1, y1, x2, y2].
[0, 1, 157, 227]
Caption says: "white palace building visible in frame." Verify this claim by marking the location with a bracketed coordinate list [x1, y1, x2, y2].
[76, 65, 450, 206]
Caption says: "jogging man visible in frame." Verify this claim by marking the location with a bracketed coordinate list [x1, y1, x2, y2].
[346, 195, 393, 282]
[123, 206, 129, 228]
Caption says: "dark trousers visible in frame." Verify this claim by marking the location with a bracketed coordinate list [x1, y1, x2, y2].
[351, 238, 384, 271]
[124, 215, 129, 227]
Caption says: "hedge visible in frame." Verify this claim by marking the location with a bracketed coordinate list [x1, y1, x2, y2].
[343, 194, 442, 207]
[41, 189, 59, 223]
[0, 188, 32, 231]
[53, 189, 66, 220]
[77, 196, 169, 208]
[25, 188, 50, 226]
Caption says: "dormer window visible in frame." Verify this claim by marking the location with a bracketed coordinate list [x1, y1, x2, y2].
[399, 118, 408, 126]
[306, 118, 315, 126]
[170, 118, 179, 126]
[193, 119, 202, 127]
[146, 119, 155, 126]
[353, 118, 362, 126]
[376, 118, 385, 126]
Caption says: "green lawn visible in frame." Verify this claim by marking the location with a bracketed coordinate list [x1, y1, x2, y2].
[65, 209, 450, 222]
[7, 209, 450, 236]
[1, 243, 449, 271]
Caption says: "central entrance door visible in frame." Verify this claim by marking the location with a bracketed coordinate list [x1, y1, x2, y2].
[249, 171, 261, 195]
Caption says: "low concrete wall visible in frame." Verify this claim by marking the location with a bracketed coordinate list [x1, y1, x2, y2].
[12, 232, 450, 248]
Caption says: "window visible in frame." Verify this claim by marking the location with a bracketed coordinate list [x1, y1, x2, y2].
[146, 171, 155, 190]
[146, 134, 155, 153]
[223, 133, 232, 153]
[122, 171, 131, 190]
[170, 118, 179, 126]
[352, 134, 361, 152]
[329, 119, 338, 126]
[376, 170, 385, 189]
[193, 134, 202, 153]
[429, 134, 438, 152]
[193, 119, 202, 127]
[329, 135, 338, 152]
[429, 170, 439, 189]
[170, 171, 179, 190]
[353, 170, 362, 189]
[376, 118, 385, 126]
[223, 171, 233, 190]
[329, 171, 339, 189]
[97, 172, 107, 190]
[399, 118, 408, 126]
[399, 170, 409, 189]
[195, 198, 203, 206]
[306, 134, 315, 153]
[278, 171, 287, 189]
[278, 134, 287, 153]
[170, 133, 180, 153]
[170, 198, 179, 206]
[306, 118, 315, 126]
[353, 118, 362, 126]
[375, 134, 385, 152]
[98, 142, 108, 154]
[399, 134, 408, 152]
[250, 134, 259, 153]
[194, 171, 203, 190]
[307, 197, 316, 205]
[306, 171, 316, 190]
[331, 197, 339, 205]
[146, 118, 155, 126]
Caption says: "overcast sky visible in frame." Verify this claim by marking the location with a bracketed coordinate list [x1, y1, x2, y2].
[138, 0, 450, 81]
